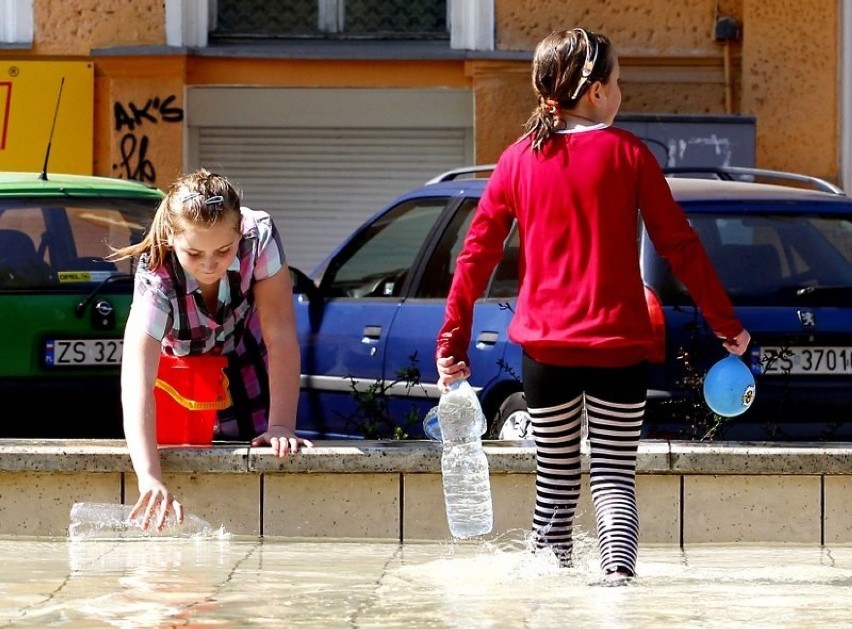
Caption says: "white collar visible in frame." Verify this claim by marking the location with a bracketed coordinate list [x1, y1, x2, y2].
[556, 123, 609, 134]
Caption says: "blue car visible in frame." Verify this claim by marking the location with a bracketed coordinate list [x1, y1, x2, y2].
[291, 166, 852, 441]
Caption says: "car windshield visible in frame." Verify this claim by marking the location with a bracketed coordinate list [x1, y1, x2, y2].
[0, 199, 153, 290]
[653, 209, 852, 305]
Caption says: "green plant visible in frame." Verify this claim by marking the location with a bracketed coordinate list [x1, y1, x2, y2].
[645, 344, 732, 441]
[677, 348, 730, 440]
[640, 304, 732, 440]
[341, 352, 427, 439]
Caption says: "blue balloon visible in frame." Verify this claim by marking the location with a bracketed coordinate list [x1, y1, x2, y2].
[703, 355, 756, 417]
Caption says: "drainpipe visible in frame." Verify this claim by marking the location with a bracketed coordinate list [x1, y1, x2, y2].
[842, 0, 852, 193]
[714, 15, 741, 115]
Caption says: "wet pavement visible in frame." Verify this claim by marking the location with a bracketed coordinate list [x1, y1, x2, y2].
[1, 533, 851, 627]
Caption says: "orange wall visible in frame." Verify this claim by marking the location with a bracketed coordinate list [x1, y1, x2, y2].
[94, 57, 187, 187]
[187, 58, 470, 89]
[89, 55, 472, 188]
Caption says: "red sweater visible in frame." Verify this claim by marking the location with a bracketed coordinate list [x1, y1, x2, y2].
[436, 126, 744, 367]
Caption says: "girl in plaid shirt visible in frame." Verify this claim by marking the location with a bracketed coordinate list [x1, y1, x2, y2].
[111, 168, 313, 530]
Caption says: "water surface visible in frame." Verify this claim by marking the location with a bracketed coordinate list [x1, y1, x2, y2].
[1, 534, 850, 627]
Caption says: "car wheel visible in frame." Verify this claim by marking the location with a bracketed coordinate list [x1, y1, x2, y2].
[491, 392, 533, 440]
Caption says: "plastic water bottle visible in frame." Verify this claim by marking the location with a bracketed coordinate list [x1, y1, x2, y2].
[68, 502, 213, 540]
[437, 379, 493, 538]
[424, 387, 487, 442]
[423, 406, 442, 441]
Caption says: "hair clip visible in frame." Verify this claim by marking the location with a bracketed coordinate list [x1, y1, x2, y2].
[204, 195, 224, 206]
[180, 192, 202, 203]
[569, 28, 599, 100]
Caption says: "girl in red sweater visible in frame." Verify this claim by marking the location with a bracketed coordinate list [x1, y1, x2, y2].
[435, 28, 750, 584]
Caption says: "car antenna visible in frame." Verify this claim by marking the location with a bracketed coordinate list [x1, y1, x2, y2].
[39, 76, 65, 182]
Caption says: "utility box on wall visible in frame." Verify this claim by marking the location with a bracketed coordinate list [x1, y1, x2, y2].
[616, 114, 756, 169]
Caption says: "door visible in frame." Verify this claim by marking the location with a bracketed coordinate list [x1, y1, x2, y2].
[295, 195, 452, 438]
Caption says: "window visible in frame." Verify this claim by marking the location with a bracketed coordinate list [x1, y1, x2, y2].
[416, 197, 476, 298]
[213, 0, 448, 39]
[0, 200, 152, 290]
[489, 226, 519, 298]
[655, 210, 852, 305]
[416, 198, 519, 300]
[324, 197, 447, 298]
[0, 206, 51, 288]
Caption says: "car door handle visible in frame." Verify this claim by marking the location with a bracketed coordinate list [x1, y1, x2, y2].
[475, 331, 499, 347]
[362, 325, 383, 342]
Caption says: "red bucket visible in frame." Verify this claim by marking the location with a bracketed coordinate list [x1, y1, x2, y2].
[153, 354, 231, 445]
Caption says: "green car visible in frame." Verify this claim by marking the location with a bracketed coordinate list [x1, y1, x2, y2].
[0, 171, 163, 438]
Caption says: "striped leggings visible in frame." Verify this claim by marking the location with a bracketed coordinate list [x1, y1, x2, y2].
[522, 354, 647, 576]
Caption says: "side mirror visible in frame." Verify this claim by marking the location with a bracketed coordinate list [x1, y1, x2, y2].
[289, 266, 319, 298]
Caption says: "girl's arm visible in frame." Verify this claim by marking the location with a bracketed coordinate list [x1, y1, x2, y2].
[121, 306, 182, 529]
[250, 264, 313, 455]
[636, 147, 745, 343]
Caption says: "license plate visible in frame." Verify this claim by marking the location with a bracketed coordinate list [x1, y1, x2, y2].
[44, 339, 123, 367]
[753, 346, 852, 376]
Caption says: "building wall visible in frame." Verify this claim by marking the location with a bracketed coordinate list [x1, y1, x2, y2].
[32, 0, 164, 55]
[1, 0, 841, 186]
[93, 56, 187, 188]
[740, 1, 837, 176]
[88, 56, 472, 189]
[495, 0, 744, 54]
[488, 0, 836, 180]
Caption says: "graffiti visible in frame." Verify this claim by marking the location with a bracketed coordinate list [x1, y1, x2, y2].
[114, 95, 183, 132]
[117, 133, 155, 183]
[639, 134, 736, 169]
[112, 95, 184, 183]
[617, 117, 755, 169]
[668, 134, 733, 168]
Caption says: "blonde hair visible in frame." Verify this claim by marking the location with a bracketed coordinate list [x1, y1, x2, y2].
[522, 28, 614, 152]
[109, 169, 242, 269]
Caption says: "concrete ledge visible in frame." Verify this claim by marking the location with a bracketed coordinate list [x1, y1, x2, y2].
[2, 439, 852, 544]
[3, 439, 852, 474]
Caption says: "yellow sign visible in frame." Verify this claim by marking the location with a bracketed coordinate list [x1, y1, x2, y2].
[0, 61, 93, 174]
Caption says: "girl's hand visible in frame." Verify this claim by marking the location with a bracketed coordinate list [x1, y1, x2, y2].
[723, 329, 751, 356]
[436, 355, 471, 391]
[252, 425, 314, 458]
[130, 478, 183, 532]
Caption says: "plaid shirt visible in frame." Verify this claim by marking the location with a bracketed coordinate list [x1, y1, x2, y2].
[132, 207, 285, 438]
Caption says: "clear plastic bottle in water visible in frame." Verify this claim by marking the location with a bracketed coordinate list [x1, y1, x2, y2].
[437, 379, 493, 539]
[68, 502, 213, 540]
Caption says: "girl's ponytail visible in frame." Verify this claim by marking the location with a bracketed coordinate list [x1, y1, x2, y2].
[522, 28, 612, 152]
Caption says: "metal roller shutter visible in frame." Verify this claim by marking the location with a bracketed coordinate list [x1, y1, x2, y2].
[196, 125, 469, 273]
